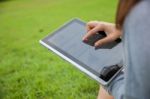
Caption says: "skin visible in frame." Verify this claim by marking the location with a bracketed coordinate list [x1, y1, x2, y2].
[97, 87, 114, 99]
[82, 21, 122, 48]
[82, 21, 122, 99]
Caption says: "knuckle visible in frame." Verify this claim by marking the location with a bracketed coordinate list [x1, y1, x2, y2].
[86, 22, 91, 26]
[87, 21, 99, 25]
[87, 21, 93, 24]
[97, 23, 102, 27]
[98, 22, 105, 27]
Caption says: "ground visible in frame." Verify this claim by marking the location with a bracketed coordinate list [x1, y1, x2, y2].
[0, 0, 117, 99]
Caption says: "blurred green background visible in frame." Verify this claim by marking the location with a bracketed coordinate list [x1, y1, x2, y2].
[0, 0, 117, 99]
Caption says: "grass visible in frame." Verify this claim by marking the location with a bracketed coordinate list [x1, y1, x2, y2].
[0, 0, 117, 99]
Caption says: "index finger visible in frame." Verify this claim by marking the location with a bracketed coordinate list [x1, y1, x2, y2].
[86, 21, 99, 32]
[83, 24, 104, 41]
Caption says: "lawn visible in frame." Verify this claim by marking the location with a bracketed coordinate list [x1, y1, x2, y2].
[0, 0, 117, 99]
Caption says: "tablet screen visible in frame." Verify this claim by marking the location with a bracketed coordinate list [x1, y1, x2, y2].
[40, 19, 123, 84]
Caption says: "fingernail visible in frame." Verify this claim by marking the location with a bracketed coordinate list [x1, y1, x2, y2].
[82, 37, 88, 42]
[82, 37, 85, 40]
[94, 43, 98, 47]
[94, 43, 101, 48]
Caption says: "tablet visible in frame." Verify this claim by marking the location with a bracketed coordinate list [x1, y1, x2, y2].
[39, 18, 123, 85]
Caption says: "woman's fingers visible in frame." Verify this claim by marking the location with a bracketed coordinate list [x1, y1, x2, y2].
[83, 21, 122, 48]
[86, 21, 99, 32]
[94, 36, 112, 47]
[83, 23, 104, 41]
[94, 33, 119, 47]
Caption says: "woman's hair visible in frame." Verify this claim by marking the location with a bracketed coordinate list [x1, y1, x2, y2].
[116, 0, 140, 29]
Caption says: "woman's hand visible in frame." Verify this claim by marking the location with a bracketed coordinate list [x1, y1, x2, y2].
[82, 21, 122, 48]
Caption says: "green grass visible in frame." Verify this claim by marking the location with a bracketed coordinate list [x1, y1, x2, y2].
[0, 0, 117, 99]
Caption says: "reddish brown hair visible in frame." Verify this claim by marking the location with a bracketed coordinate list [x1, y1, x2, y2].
[116, 0, 140, 29]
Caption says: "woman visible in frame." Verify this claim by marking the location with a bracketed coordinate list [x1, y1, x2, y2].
[83, 0, 150, 99]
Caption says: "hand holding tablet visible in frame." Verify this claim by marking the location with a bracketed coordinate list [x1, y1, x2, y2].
[83, 21, 122, 49]
[40, 18, 123, 85]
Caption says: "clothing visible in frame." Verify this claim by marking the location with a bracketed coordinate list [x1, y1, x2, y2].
[106, 0, 150, 99]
